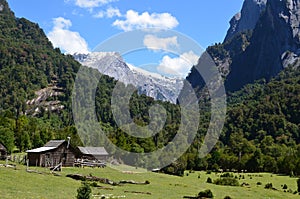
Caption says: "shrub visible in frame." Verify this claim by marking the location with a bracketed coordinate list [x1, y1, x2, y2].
[90, 182, 98, 187]
[241, 182, 250, 187]
[198, 189, 213, 198]
[297, 178, 300, 193]
[214, 178, 239, 186]
[283, 184, 288, 189]
[220, 173, 233, 178]
[257, 182, 262, 186]
[224, 196, 232, 199]
[212, 163, 220, 171]
[77, 182, 92, 199]
[145, 180, 150, 184]
[207, 177, 212, 183]
[264, 183, 273, 189]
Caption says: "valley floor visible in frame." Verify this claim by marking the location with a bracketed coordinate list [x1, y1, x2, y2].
[0, 161, 299, 199]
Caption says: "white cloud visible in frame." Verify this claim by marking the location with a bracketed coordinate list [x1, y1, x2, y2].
[158, 51, 199, 77]
[106, 7, 121, 18]
[75, 0, 117, 8]
[53, 17, 72, 29]
[143, 35, 178, 52]
[94, 7, 121, 18]
[113, 10, 179, 31]
[94, 11, 105, 18]
[47, 17, 89, 54]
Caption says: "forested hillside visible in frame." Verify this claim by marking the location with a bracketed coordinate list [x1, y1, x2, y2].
[202, 66, 300, 174]
[0, 0, 82, 152]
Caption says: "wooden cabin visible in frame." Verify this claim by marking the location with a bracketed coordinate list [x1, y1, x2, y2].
[26, 140, 76, 167]
[77, 147, 109, 161]
[0, 142, 7, 160]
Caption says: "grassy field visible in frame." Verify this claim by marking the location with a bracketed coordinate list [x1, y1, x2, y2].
[0, 161, 299, 199]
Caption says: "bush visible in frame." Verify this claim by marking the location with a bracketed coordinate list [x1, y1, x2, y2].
[224, 196, 232, 199]
[257, 182, 262, 186]
[90, 182, 98, 187]
[220, 173, 233, 178]
[283, 184, 288, 189]
[293, 191, 298, 194]
[214, 178, 239, 186]
[207, 177, 212, 183]
[198, 189, 213, 198]
[264, 183, 273, 189]
[77, 182, 92, 199]
[241, 182, 250, 187]
[288, 189, 293, 193]
[297, 178, 300, 193]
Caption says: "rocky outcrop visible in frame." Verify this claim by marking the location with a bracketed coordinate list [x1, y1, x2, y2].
[26, 83, 64, 116]
[225, 0, 267, 41]
[73, 52, 183, 103]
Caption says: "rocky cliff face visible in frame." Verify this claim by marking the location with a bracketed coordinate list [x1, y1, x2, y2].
[73, 52, 183, 103]
[226, 0, 300, 91]
[225, 0, 267, 41]
[188, 0, 300, 92]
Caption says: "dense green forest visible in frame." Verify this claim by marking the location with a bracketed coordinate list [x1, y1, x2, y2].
[0, 0, 81, 152]
[0, 0, 299, 176]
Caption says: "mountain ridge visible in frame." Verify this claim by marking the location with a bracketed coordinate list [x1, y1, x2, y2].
[73, 52, 184, 104]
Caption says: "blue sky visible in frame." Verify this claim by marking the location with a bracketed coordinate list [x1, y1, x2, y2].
[7, 0, 244, 77]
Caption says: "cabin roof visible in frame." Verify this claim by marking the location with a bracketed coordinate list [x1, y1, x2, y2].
[44, 140, 66, 147]
[78, 147, 108, 156]
[26, 147, 56, 153]
[26, 140, 68, 153]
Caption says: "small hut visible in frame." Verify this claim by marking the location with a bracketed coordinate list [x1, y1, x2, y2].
[77, 147, 109, 161]
[0, 142, 7, 160]
[26, 140, 76, 167]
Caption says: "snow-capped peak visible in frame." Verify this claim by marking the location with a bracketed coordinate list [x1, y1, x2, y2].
[73, 52, 184, 103]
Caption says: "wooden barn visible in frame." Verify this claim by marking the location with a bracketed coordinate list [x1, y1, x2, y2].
[26, 140, 76, 167]
[77, 147, 109, 161]
[0, 142, 7, 160]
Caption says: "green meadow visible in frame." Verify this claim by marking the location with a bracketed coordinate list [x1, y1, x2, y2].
[0, 161, 299, 199]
